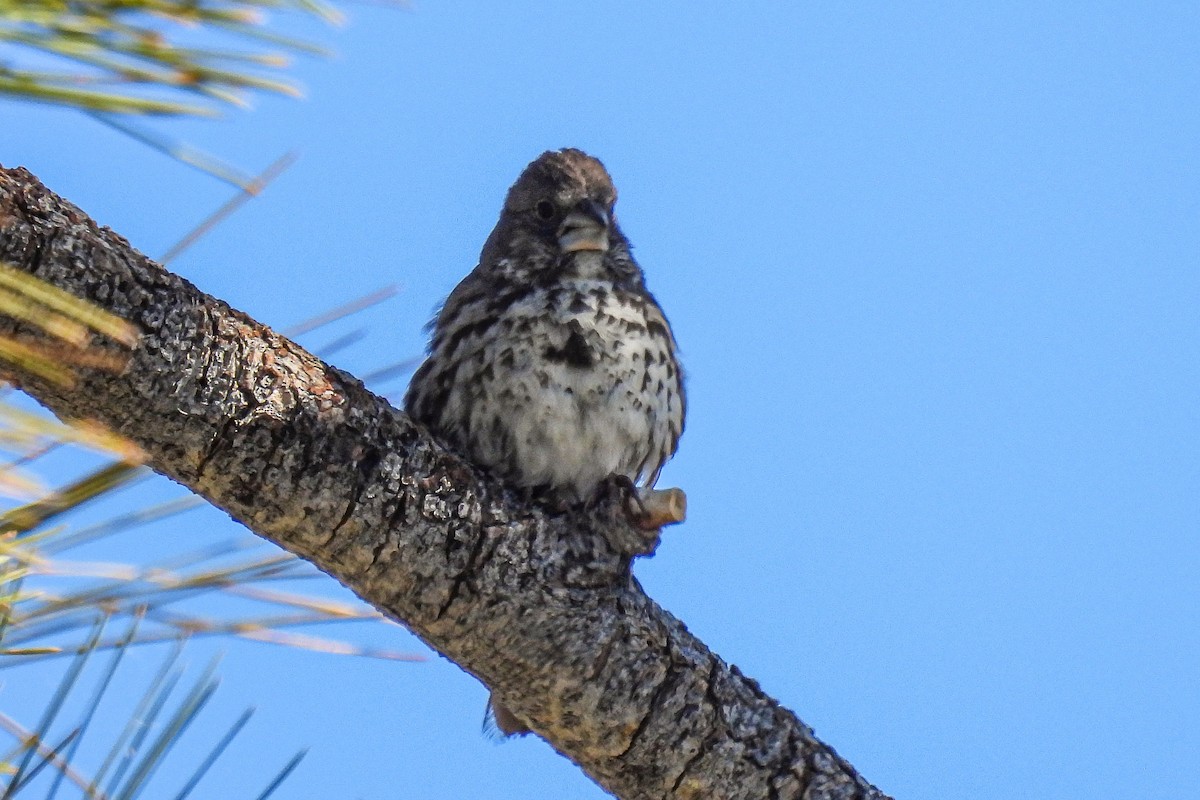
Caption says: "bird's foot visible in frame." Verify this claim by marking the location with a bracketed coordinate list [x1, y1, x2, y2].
[586, 473, 636, 512]
[586, 477, 687, 558]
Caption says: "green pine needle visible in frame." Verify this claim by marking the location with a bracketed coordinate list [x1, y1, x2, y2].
[0, 0, 337, 116]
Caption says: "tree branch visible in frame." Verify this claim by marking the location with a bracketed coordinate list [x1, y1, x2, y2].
[0, 165, 890, 800]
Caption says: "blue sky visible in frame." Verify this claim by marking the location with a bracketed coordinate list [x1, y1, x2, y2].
[3, 2, 1198, 798]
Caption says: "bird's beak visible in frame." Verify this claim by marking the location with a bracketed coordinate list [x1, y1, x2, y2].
[558, 198, 610, 253]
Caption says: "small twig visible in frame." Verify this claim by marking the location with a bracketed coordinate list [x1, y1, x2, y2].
[634, 487, 686, 530]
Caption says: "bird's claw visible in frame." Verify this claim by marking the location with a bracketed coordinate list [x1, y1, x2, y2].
[581, 477, 687, 558]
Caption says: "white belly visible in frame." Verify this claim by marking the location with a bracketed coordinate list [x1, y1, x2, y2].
[455, 278, 679, 497]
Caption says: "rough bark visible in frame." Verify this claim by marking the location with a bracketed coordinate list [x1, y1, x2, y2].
[0, 165, 891, 800]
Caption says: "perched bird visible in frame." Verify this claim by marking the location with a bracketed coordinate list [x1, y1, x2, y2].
[404, 148, 686, 735]
[405, 149, 684, 503]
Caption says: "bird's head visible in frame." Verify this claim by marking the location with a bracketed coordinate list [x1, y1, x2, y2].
[480, 149, 640, 285]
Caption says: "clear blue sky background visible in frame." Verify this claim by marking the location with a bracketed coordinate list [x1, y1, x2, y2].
[3, 2, 1198, 798]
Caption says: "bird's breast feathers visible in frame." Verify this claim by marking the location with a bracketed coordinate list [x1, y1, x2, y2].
[430, 278, 680, 493]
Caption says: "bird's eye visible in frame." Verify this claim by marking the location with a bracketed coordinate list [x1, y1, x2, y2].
[535, 200, 556, 221]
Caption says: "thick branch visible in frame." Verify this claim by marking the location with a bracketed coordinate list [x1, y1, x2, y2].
[0, 165, 890, 800]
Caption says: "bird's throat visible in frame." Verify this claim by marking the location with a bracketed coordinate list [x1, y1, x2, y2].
[563, 250, 609, 281]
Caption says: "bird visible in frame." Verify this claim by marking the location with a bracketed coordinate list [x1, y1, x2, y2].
[404, 148, 685, 735]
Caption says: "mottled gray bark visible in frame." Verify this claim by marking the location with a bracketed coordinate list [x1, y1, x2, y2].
[0, 165, 891, 800]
